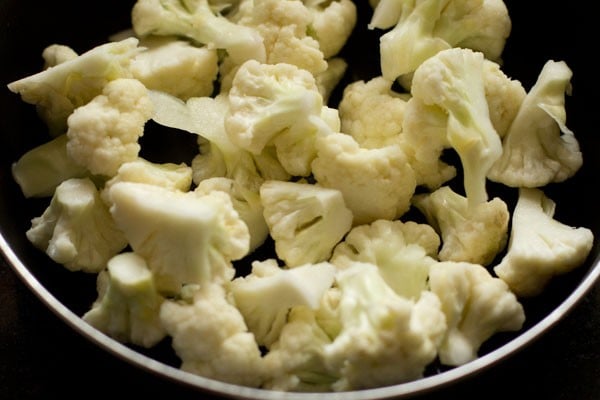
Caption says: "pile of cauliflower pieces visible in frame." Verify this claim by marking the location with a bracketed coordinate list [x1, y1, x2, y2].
[8, 0, 595, 392]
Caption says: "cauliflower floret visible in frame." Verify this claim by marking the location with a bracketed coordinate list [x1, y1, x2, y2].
[488, 60, 583, 187]
[314, 57, 348, 103]
[7, 38, 140, 136]
[131, 0, 266, 64]
[83, 252, 166, 348]
[130, 36, 219, 100]
[398, 97, 456, 190]
[160, 283, 265, 387]
[101, 157, 193, 205]
[66, 78, 154, 178]
[338, 76, 409, 149]
[494, 188, 594, 297]
[428, 261, 525, 366]
[412, 185, 509, 266]
[411, 47, 502, 207]
[331, 219, 440, 299]
[11, 134, 88, 198]
[108, 182, 250, 294]
[229, 259, 336, 348]
[259, 180, 353, 267]
[196, 177, 269, 252]
[303, 0, 357, 59]
[323, 262, 446, 391]
[311, 132, 416, 225]
[25, 178, 128, 273]
[236, 0, 327, 75]
[372, 0, 511, 83]
[225, 60, 332, 176]
[42, 44, 78, 68]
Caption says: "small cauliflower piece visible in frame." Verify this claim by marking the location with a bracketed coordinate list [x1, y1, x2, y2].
[130, 36, 219, 100]
[131, 0, 266, 64]
[303, 0, 357, 59]
[429, 261, 525, 366]
[494, 188, 594, 297]
[488, 60, 582, 187]
[230, 259, 336, 348]
[260, 180, 353, 267]
[196, 177, 269, 252]
[411, 47, 502, 208]
[412, 185, 509, 266]
[311, 132, 416, 225]
[66, 78, 154, 178]
[11, 134, 88, 198]
[7, 38, 140, 135]
[108, 182, 250, 294]
[83, 252, 166, 348]
[236, 0, 328, 75]
[225, 60, 331, 176]
[373, 0, 511, 83]
[26, 178, 128, 273]
[324, 262, 446, 391]
[338, 76, 409, 149]
[331, 219, 440, 299]
[314, 57, 348, 102]
[42, 44, 78, 68]
[160, 283, 265, 387]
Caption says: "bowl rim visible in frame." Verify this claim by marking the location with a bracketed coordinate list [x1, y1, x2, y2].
[2, 229, 599, 400]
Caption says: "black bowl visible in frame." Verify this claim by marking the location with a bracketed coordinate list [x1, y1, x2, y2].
[1, 1, 597, 399]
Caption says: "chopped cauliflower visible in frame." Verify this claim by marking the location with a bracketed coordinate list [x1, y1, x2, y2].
[331, 219, 440, 299]
[429, 260, 525, 366]
[66, 78, 154, 177]
[26, 178, 128, 273]
[311, 132, 416, 225]
[108, 182, 250, 294]
[488, 60, 583, 187]
[412, 185, 509, 266]
[494, 188, 594, 297]
[83, 252, 166, 348]
[160, 283, 265, 387]
[303, 0, 357, 59]
[259, 180, 353, 267]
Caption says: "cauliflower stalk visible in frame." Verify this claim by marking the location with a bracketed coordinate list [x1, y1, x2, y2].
[26, 178, 128, 273]
[494, 188, 594, 297]
[108, 181, 250, 294]
[7, 38, 141, 136]
[411, 47, 502, 208]
[66, 78, 154, 178]
[83, 252, 167, 348]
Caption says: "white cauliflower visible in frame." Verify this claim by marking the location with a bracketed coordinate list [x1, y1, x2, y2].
[83, 252, 166, 348]
[323, 262, 447, 391]
[7, 38, 141, 135]
[331, 219, 440, 299]
[11, 134, 88, 198]
[338, 76, 409, 149]
[229, 259, 336, 348]
[259, 180, 353, 267]
[411, 47, 502, 208]
[108, 182, 250, 294]
[66, 78, 154, 177]
[26, 178, 128, 273]
[428, 261, 525, 366]
[311, 132, 416, 225]
[131, 0, 266, 65]
[488, 60, 583, 187]
[412, 185, 509, 266]
[160, 283, 265, 387]
[494, 188, 594, 297]
[314, 57, 348, 103]
[41, 44, 78, 68]
[303, 0, 357, 59]
[130, 36, 219, 100]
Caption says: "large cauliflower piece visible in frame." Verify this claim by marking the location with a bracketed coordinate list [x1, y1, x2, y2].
[66, 78, 154, 177]
[429, 261, 525, 366]
[494, 188, 594, 297]
[108, 182, 250, 294]
[26, 178, 128, 273]
[160, 283, 265, 387]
